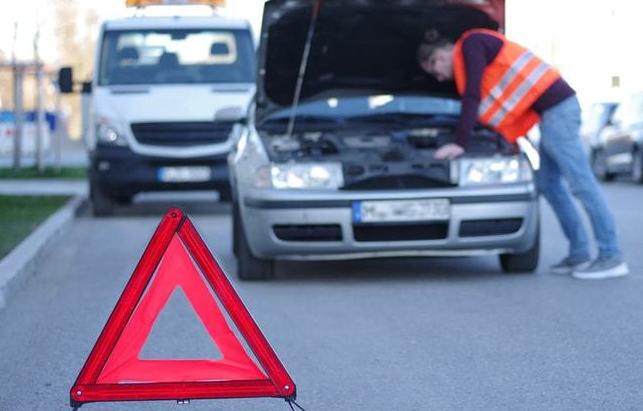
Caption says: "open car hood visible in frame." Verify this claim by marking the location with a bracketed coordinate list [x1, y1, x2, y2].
[256, 0, 505, 122]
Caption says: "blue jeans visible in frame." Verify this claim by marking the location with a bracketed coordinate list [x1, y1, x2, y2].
[537, 95, 621, 260]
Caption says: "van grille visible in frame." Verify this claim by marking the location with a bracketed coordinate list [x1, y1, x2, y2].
[131, 121, 233, 146]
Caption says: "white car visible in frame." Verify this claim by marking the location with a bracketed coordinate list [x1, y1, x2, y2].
[228, 0, 539, 280]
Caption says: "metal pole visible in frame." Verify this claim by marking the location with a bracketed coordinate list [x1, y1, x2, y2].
[13, 65, 24, 171]
[54, 80, 62, 172]
[35, 64, 46, 172]
[34, 26, 45, 172]
[286, 0, 323, 138]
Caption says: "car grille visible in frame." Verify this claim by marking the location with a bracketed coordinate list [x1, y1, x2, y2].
[273, 225, 343, 242]
[342, 175, 453, 190]
[130, 121, 234, 146]
[459, 218, 524, 237]
[353, 223, 449, 242]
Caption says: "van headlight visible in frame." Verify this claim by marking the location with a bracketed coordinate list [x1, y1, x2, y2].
[96, 120, 128, 146]
[459, 156, 533, 186]
[268, 163, 344, 189]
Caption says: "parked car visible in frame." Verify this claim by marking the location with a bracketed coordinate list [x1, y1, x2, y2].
[227, 0, 539, 280]
[591, 92, 643, 183]
[582, 101, 618, 153]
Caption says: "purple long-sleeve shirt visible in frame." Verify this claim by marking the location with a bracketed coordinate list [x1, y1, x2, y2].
[455, 33, 575, 147]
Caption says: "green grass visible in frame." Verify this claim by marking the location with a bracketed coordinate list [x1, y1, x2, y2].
[0, 195, 71, 260]
[0, 166, 86, 179]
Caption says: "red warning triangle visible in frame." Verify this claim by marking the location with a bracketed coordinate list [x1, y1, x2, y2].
[70, 208, 296, 407]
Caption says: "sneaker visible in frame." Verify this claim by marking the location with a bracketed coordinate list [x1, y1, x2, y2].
[572, 256, 629, 280]
[550, 256, 591, 275]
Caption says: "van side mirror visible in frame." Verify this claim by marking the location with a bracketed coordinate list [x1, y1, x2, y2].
[58, 67, 74, 94]
[215, 106, 247, 125]
[82, 81, 93, 94]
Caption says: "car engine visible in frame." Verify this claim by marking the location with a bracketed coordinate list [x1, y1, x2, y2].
[259, 123, 516, 190]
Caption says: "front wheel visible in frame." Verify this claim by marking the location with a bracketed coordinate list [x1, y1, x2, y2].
[90, 182, 115, 217]
[631, 148, 643, 184]
[591, 149, 614, 182]
[500, 228, 540, 273]
[233, 202, 275, 281]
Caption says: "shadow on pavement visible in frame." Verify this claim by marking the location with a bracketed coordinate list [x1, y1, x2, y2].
[79, 192, 231, 218]
[262, 255, 523, 283]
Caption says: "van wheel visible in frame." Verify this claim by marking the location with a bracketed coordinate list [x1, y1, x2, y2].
[233, 202, 275, 281]
[500, 228, 540, 273]
[90, 182, 115, 217]
[591, 149, 614, 181]
[218, 187, 232, 202]
[632, 148, 643, 184]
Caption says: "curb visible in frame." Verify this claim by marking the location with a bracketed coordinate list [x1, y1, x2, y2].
[0, 195, 87, 311]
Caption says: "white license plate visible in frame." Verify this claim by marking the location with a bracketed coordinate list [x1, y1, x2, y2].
[353, 199, 450, 223]
[158, 167, 211, 183]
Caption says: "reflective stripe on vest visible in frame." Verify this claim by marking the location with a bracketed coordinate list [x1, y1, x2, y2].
[478, 50, 534, 117]
[486, 61, 552, 127]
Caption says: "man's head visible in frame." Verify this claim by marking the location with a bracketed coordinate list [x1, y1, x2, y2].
[417, 32, 455, 82]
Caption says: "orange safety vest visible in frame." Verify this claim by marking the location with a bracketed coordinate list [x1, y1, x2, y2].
[453, 29, 562, 143]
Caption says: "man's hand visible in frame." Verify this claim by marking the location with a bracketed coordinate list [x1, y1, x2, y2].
[434, 143, 465, 160]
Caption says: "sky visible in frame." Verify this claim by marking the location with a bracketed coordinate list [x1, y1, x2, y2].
[1, 0, 643, 105]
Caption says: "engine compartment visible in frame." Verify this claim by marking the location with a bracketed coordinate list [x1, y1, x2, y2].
[258, 119, 516, 190]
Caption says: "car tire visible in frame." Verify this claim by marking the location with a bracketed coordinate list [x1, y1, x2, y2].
[233, 201, 275, 281]
[218, 186, 232, 202]
[499, 228, 540, 274]
[232, 199, 240, 257]
[113, 194, 133, 205]
[591, 149, 614, 182]
[90, 182, 115, 217]
[631, 148, 643, 184]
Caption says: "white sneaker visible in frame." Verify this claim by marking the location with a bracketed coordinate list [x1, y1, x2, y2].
[572, 257, 629, 280]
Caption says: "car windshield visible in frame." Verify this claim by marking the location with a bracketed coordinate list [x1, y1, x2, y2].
[263, 95, 462, 122]
[99, 28, 255, 86]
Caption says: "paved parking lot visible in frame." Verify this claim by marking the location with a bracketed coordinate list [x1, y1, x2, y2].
[0, 182, 642, 410]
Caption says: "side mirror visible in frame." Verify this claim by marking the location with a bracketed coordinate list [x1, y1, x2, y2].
[215, 106, 247, 125]
[81, 81, 93, 94]
[58, 67, 74, 94]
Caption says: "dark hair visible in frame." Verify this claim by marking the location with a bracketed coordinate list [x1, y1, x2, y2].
[417, 29, 454, 63]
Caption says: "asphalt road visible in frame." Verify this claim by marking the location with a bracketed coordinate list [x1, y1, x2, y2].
[1, 182, 642, 411]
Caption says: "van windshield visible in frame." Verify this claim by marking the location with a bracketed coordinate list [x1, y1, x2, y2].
[98, 28, 255, 86]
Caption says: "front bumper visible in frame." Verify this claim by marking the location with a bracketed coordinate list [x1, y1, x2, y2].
[239, 184, 539, 260]
[89, 146, 230, 197]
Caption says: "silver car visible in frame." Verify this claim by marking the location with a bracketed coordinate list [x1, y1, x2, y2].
[227, 0, 539, 280]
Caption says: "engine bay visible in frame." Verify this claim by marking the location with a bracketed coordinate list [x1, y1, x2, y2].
[258, 119, 516, 190]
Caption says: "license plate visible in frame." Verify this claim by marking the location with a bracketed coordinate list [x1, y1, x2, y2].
[158, 167, 211, 183]
[353, 199, 450, 223]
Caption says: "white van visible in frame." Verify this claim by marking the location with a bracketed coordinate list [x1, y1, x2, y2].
[60, 7, 256, 215]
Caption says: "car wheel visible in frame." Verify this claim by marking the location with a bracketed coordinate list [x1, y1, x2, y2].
[591, 149, 614, 181]
[234, 201, 275, 281]
[113, 194, 133, 205]
[90, 182, 115, 217]
[218, 186, 232, 202]
[499, 228, 540, 274]
[232, 199, 240, 257]
[632, 148, 643, 184]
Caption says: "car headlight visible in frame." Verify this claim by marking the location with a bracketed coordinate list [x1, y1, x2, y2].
[268, 163, 344, 189]
[459, 156, 533, 186]
[96, 121, 128, 146]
